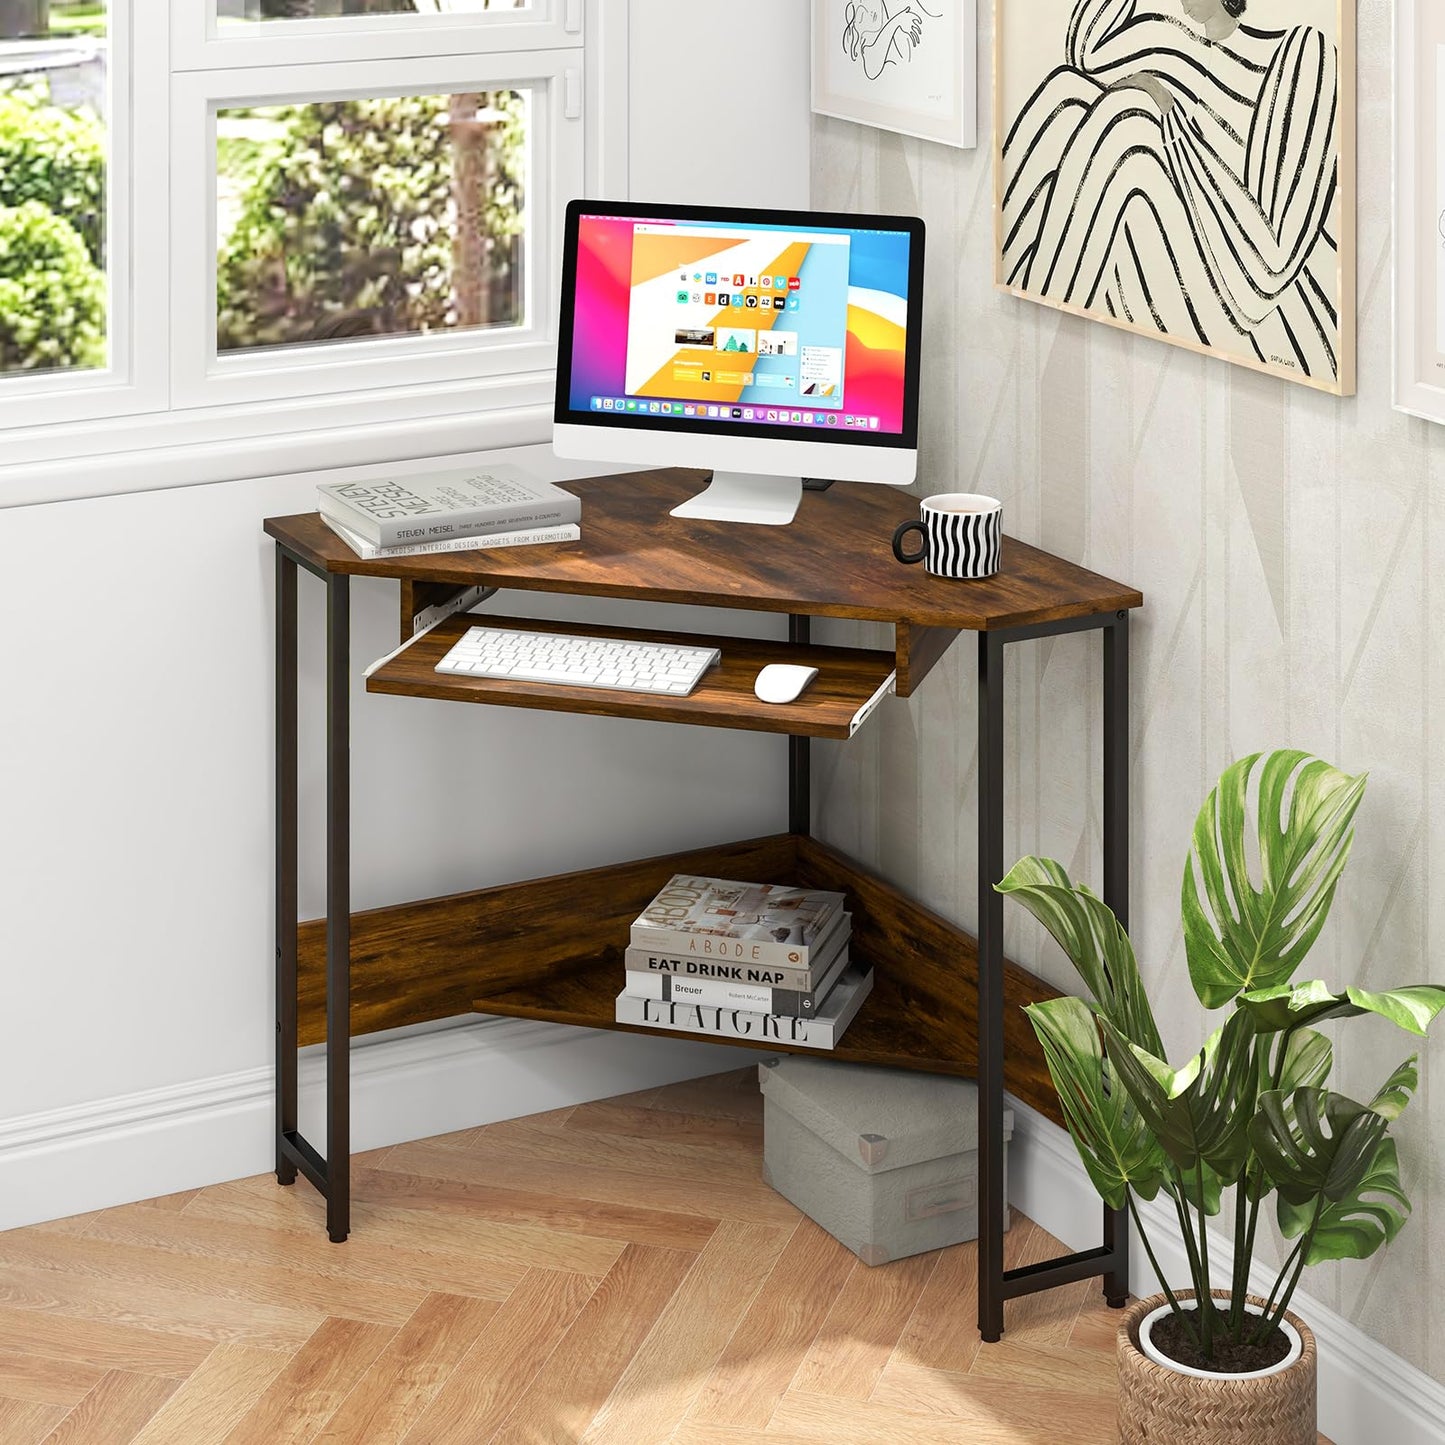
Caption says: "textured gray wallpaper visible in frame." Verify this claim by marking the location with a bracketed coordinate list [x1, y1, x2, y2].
[811, 0, 1445, 1382]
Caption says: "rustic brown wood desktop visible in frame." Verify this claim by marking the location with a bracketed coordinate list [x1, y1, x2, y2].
[264, 468, 1144, 1344]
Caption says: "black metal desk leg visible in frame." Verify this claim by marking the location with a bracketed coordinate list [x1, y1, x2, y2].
[976, 631, 1007, 1342]
[275, 548, 298, 1186]
[1101, 611, 1131, 1306]
[789, 616, 811, 837]
[326, 573, 351, 1243]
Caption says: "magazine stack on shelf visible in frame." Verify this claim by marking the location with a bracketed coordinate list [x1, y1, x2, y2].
[616, 875, 873, 1050]
[316, 465, 582, 560]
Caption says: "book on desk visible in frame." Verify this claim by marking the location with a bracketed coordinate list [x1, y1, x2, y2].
[316, 464, 582, 549]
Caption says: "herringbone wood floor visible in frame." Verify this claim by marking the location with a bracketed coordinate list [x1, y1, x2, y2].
[0, 1067, 1333, 1443]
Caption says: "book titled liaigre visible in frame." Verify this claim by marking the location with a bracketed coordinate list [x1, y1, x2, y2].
[630, 875, 847, 968]
[316, 466, 583, 548]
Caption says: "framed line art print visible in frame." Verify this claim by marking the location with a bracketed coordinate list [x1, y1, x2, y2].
[1395, 0, 1445, 423]
[812, 0, 979, 150]
[995, 0, 1357, 396]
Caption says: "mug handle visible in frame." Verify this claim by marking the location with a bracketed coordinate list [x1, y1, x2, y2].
[892, 520, 928, 565]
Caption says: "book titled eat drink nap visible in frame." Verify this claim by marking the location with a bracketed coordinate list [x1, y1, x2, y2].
[316, 465, 582, 548]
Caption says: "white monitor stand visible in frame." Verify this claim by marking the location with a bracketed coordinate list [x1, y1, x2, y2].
[668, 472, 803, 526]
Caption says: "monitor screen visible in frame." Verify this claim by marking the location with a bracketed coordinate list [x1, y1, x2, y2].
[556, 202, 924, 448]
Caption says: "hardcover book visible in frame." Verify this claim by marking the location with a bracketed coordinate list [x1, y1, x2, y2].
[613, 964, 874, 1051]
[316, 466, 583, 547]
[624, 915, 851, 992]
[623, 942, 852, 1017]
[321, 513, 581, 560]
[631, 876, 847, 968]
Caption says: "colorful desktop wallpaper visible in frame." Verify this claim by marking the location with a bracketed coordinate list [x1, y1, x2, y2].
[567, 214, 911, 434]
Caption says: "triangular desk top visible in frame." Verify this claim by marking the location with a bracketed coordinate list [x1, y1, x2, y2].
[265, 468, 1142, 632]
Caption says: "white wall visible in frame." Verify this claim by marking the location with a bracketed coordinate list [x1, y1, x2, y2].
[811, 0, 1445, 1405]
[0, 1, 812, 1227]
[628, 0, 813, 210]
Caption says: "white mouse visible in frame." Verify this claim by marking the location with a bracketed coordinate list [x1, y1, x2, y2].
[754, 663, 820, 705]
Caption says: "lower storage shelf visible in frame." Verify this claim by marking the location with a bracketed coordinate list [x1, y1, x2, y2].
[295, 832, 1064, 1127]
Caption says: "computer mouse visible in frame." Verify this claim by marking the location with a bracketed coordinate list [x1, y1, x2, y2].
[754, 664, 820, 704]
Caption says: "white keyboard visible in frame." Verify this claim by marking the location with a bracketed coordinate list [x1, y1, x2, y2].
[435, 626, 721, 696]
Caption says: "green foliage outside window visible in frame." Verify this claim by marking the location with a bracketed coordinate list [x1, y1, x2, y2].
[215, 91, 525, 352]
[0, 87, 105, 264]
[0, 200, 105, 371]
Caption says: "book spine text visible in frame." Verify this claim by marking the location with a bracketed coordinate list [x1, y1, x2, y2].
[614, 993, 840, 1049]
[627, 913, 844, 969]
[622, 971, 818, 1016]
[322, 497, 581, 547]
[623, 946, 825, 991]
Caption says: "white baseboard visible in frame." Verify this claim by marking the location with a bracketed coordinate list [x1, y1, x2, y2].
[0, 1017, 754, 1233]
[1006, 1094, 1445, 1445]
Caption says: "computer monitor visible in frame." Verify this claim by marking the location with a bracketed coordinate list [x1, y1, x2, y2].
[553, 200, 926, 525]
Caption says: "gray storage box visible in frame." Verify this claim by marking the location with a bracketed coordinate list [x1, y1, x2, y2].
[759, 1056, 1012, 1266]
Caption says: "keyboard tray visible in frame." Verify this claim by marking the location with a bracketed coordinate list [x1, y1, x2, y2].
[366, 615, 898, 740]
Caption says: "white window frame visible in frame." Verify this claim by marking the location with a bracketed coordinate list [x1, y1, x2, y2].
[0, 0, 168, 431]
[172, 52, 578, 410]
[0, 0, 629, 501]
[173, 0, 583, 72]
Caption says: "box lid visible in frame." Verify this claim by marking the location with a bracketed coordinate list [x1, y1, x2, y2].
[759, 1057, 1013, 1174]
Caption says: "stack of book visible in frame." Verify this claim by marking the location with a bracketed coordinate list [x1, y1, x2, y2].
[316, 465, 582, 560]
[615, 875, 873, 1050]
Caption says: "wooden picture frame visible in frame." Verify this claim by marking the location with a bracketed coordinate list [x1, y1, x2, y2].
[1395, 0, 1445, 423]
[812, 0, 978, 150]
[994, 0, 1356, 396]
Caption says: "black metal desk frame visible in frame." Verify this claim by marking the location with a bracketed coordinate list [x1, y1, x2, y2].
[273, 548, 1131, 1342]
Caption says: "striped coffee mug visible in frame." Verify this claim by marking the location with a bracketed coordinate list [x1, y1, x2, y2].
[891, 493, 1002, 579]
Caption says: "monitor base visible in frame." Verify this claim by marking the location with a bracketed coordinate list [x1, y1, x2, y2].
[669, 472, 803, 526]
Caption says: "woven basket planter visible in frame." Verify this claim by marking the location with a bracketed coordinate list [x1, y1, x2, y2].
[1117, 1291, 1317, 1445]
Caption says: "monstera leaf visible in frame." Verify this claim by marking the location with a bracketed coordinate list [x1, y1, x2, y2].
[1261, 1059, 1418, 1261]
[1250, 1088, 1395, 1211]
[1277, 1138, 1410, 1263]
[1239, 1027, 1334, 1201]
[1269, 1026, 1334, 1093]
[1362, 1055, 1420, 1122]
[999, 856, 1163, 1054]
[1239, 980, 1445, 1037]
[1024, 995, 1169, 1210]
[1182, 752, 1367, 1009]
[1097, 1009, 1260, 1185]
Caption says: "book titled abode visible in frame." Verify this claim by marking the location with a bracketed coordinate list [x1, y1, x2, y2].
[631, 875, 847, 968]
[316, 466, 583, 547]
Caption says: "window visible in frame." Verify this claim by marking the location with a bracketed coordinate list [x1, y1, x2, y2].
[0, 0, 624, 480]
[214, 89, 529, 356]
[220, 1, 528, 24]
[0, 2, 110, 381]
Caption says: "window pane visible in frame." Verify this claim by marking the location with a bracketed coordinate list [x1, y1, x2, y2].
[217, 1, 528, 22]
[0, 0, 108, 378]
[215, 90, 527, 355]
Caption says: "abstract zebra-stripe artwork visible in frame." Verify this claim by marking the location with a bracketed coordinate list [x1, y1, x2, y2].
[994, 0, 1356, 396]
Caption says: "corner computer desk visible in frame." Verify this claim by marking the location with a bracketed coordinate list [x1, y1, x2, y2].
[264, 467, 1144, 1343]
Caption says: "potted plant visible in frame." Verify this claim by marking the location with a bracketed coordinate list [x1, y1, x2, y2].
[1000, 751, 1445, 1445]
